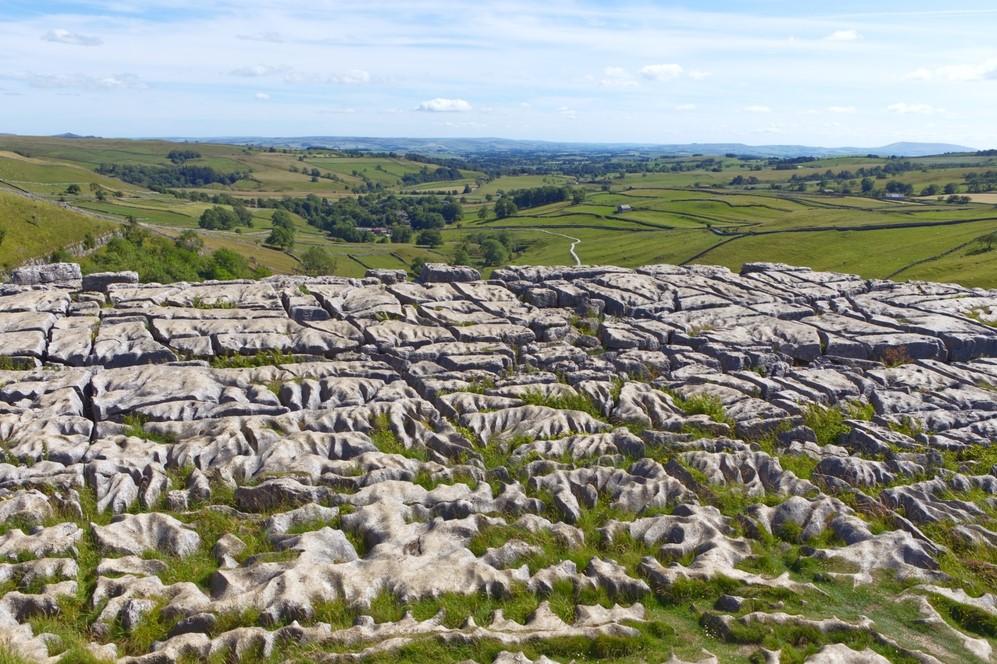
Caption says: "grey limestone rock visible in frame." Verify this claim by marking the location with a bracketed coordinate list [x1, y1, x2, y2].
[419, 263, 482, 283]
[92, 513, 201, 557]
[9, 262, 81, 286]
[0, 263, 994, 661]
[82, 270, 139, 293]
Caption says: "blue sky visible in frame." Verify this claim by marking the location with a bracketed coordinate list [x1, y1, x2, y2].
[2, 1, 997, 147]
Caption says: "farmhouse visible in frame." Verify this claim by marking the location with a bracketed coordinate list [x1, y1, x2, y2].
[616, 204, 632, 213]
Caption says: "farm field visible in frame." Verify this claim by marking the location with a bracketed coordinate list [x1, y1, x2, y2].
[1, 135, 996, 287]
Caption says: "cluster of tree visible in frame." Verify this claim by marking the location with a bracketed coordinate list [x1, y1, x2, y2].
[171, 191, 247, 205]
[493, 197, 518, 219]
[245, 193, 462, 243]
[79, 222, 269, 283]
[917, 183, 962, 197]
[198, 204, 253, 231]
[788, 161, 918, 186]
[451, 230, 531, 267]
[963, 171, 997, 193]
[884, 181, 915, 196]
[507, 185, 584, 209]
[729, 175, 760, 186]
[95, 163, 248, 190]
[768, 156, 818, 170]
[265, 209, 296, 249]
[400, 165, 464, 185]
[167, 150, 201, 164]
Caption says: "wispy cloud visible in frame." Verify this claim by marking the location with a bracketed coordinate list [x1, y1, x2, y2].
[825, 30, 860, 42]
[41, 29, 103, 46]
[828, 106, 856, 114]
[888, 102, 934, 114]
[904, 59, 997, 81]
[237, 32, 282, 43]
[283, 69, 372, 85]
[744, 105, 771, 113]
[329, 69, 371, 85]
[255, 92, 270, 100]
[230, 64, 291, 78]
[640, 64, 683, 82]
[600, 66, 637, 88]
[415, 98, 472, 112]
[4, 71, 145, 90]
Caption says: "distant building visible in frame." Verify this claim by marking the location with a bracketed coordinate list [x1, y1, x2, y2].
[884, 193, 906, 200]
[616, 204, 632, 213]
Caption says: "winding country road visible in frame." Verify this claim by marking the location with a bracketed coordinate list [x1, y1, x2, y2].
[537, 229, 582, 266]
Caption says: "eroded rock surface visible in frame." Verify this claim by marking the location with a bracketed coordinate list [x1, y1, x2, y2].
[0, 263, 994, 663]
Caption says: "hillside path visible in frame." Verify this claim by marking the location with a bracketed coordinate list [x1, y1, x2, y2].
[537, 229, 582, 265]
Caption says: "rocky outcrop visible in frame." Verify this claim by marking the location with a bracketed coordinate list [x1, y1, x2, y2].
[0, 262, 993, 663]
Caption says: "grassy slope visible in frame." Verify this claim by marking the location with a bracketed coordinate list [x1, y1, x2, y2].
[2, 135, 997, 287]
[0, 190, 117, 269]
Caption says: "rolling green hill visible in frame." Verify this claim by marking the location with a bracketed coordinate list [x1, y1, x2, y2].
[1, 134, 996, 287]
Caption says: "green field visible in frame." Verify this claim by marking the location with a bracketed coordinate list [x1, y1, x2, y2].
[2, 135, 997, 287]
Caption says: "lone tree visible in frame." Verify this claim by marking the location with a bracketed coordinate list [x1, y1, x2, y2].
[417, 229, 443, 248]
[977, 231, 997, 251]
[299, 246, 337, 276]
[266, 209, 296, 249]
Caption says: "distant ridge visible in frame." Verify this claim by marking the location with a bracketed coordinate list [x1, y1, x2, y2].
[160, 136, 979, 158]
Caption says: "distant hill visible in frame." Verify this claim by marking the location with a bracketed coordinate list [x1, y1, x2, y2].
[164, 136, 979, 158]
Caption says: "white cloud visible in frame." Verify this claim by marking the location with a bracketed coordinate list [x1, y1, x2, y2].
[283, 69, 372, 85]
[688, 70, 712, 80]
[640, 64, 683, 82]
[329, 69, 370, 85]
[675, 103, 697, 111]
[255, 92, 270, 100]
[825, 30, 860, 41]
[41, 29, 103, 46]
[888, 102, 934, 114]
[237, 32, 282, 43]
[5, 71, 145, 90]
[600, 66, 637, 88]
[828, 106, 856, 114]
[744, 105, 771, 113]
[907, 59, 997, 82]
[558, 106, 577, 119]
[230, 64, 291, 78]
[415, 98, 472, 112]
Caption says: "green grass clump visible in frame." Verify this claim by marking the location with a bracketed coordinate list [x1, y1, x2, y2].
[518, 388, 605, 420]
[210, 349, 296, 369]
[671, 392, 735, 428]
[802, 403, 851, 446]
[368, 413, 429, 462]
[121, 413, 177, 444]
[887, 416, 925, 438]
[928, 593, 997, 638]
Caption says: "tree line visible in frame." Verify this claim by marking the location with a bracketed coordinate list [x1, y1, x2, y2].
[95, 163, 248, 190]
